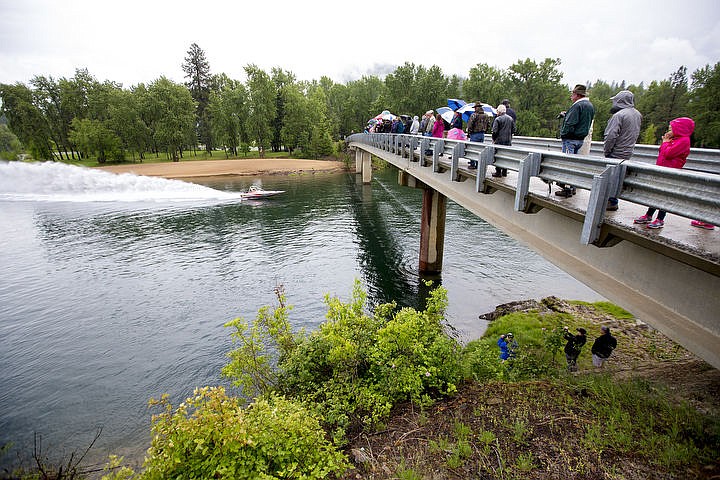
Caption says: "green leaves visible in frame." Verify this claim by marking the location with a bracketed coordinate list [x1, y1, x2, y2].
[142, 388, 349, 479]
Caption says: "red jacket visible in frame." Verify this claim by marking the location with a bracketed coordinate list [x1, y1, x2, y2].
[656, 117, 695, 169]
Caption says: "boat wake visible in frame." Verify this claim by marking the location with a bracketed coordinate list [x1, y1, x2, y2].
[0, 161, 243, 203]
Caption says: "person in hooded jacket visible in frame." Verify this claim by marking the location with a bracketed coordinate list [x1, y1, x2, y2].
[497, 334, 509, 361]
[603, 90, 642, 211]
[563, 326, 587, 372]
[633, 117, 695, 229]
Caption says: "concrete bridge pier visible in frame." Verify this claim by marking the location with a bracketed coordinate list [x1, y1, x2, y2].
[399, 170, 447, 273]
[354, 149, 373, 184]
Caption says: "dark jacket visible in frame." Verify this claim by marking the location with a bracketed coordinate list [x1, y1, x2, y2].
[591, 332, 617, 358]
[467, 112, 489, 134]
[492, 114, 515, 146]
[560, 98, 595, 140]
[450, 113, 463, 130]
[564, 332, 586, 357]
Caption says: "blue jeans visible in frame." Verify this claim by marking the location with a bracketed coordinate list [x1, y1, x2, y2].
[562, 139, 583, 154]
[468, 132, 484, 168]
[559, 139, 583, 191]
[469, 132, 485, 143]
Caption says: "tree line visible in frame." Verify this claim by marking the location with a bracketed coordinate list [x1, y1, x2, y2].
[1, 43, 719, 163]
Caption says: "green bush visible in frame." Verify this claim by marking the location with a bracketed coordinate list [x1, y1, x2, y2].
[224, 280, 462, 442]
[141, 387, 349, 479]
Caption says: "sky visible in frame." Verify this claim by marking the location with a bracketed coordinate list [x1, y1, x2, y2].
[1, 0, 719, 91]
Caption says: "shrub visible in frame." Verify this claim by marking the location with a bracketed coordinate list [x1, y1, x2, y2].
[224, 280, 462, 442]
[141, 387, 349, 479]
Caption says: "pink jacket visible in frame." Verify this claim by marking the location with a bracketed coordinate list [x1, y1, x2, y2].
[656, 117, 695, 169]
[431, 117, 445, 138]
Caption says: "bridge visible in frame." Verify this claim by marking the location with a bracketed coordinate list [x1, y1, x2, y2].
[347, 132, 720, 369]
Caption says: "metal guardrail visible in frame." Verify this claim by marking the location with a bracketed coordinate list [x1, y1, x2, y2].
[510, 136, 720, 174]
[348, 132, 720, 246]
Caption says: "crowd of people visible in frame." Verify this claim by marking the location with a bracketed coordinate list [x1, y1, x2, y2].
[364, 86, 714, 231]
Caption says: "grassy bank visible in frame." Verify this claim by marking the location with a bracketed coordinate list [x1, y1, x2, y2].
[343, 297, 720, 480]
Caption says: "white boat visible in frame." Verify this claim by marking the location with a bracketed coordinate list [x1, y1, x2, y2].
[239, 185, 285, 199]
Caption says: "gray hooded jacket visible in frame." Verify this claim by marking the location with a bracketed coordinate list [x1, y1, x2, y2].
[603, 90, 642, 159]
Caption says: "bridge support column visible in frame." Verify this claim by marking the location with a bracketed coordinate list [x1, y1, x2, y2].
[362, 150, 372, 184]
[419, 187, 447, 273]
[355, 149, 363, 174]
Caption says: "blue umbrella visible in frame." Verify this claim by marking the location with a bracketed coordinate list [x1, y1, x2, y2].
[447, 98, 467, 111]
[460, 103, 497, 122]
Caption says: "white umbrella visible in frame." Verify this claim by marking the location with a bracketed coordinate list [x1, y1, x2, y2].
[436, 106, 455, 124]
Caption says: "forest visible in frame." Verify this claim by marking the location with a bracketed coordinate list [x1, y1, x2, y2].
[1, 43, 719, 163]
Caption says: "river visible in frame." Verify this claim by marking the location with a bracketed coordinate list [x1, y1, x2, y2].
[0, 161, 602, 468]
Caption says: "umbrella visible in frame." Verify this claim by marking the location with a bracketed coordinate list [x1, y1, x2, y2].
[374, 110, 396, 121]
[447, 98, 467, 111]
[459, 102, 497, 121]
[446, 128, 467, 140]
[436, 106, 455, 124]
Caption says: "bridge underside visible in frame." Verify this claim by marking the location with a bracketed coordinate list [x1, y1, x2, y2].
[353, 144, 720, 370]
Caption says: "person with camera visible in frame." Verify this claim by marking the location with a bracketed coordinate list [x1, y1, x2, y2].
[563, 326, 587, 372]
[556, 84, 595, 197]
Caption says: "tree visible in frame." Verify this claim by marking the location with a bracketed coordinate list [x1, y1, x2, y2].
[30, 75, 73, 160]
[147, 77, 196, 161]
[68, 117, 121, 163]
[280, 83, 311, 154]
[463, 63, 511, 107]
[689, 63, 720, 148]
[0, 123, 22, 160]
[270, 68, 296, 152]
[636, 66, 690, 144]
[244, 65, 276, 158]
[506, 58, 568, 137]
[182, 43, 212, 152]
[0, 82, 54, 160]
[208, 78, 248, 157]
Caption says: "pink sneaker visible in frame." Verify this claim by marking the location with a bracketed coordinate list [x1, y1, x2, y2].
[691, 220, 715, 230]
[634, 214, 652, 224]
[647, 219, 664, 229]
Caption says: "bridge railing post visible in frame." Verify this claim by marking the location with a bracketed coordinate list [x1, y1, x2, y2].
[433, 140, 444, 173]
[581, 165, 621, 245]
[476, 146, 494, 193]
[409, 136, 419, 162]
[451, 142, 465, 181]
[420, 137, 430, 166]
[515, 152, 542, 211]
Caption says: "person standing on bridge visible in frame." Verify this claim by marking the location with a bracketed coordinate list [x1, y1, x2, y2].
[431, 113, 445, 138]
[466, 101, 489, 169]
[491, 104, 515, 177]
[410, 115, 420, 135]
[556, 84, 595, 198]
[563, 326, 587, 372]
[603, 90, 642, 211]
[502, 99, 517, 123]
[591, 326, 617, 368]
[633, 117, 695, 229]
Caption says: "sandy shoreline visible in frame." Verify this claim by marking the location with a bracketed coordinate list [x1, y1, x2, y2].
[96, 158, 348, 179]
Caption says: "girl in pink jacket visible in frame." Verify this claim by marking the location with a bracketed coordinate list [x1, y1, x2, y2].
[634, 117, 696, 229]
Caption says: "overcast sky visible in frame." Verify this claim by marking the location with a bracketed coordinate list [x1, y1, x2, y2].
[1, 0, 719, 91]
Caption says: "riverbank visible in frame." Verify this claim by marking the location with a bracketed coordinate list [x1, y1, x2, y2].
[341, 298, 720, 479]
[95, 157, 348, 178]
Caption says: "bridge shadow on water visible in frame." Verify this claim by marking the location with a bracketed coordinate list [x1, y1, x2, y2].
[345, 171, 438, 313]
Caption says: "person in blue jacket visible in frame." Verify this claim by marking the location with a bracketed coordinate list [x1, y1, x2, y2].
[497, 334, 510, 361]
